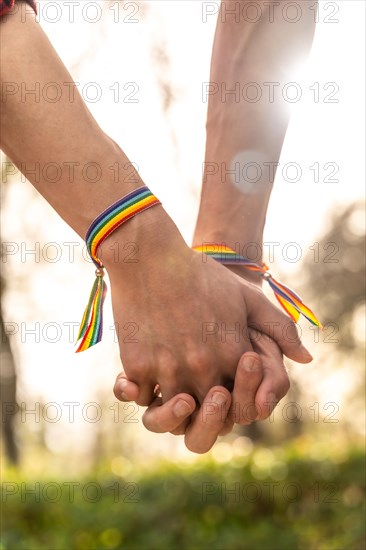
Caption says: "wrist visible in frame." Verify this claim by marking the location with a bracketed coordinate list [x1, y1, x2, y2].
[192, 230, 264, 287]
[192, 230, 264, 262]
[225, 265, 263, 287]
[98, 204, 190, 277]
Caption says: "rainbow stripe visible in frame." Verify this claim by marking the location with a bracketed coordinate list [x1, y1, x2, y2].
[76, 186, 161, 352]
[193, 244, 322, 329]
[86, 187, 161, 267]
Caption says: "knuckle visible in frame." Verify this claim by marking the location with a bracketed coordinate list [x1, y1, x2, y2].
[156, 349, 180, 380]
[123, 357, 150, 378]
[185, 349, 211, 375]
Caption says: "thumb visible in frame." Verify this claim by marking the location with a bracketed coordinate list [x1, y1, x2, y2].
[245, 289, 313, 363]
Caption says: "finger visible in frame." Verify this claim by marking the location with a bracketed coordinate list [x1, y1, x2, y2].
[249, 331, 290, 421]
[219, 416, 234, 436]
[159, 381, 207, 407]
[142, 394, 196, 433]
[229, 352, 263, 424]
[150, 381, 195, 434]
[113, 372, 155, 406]
[255, 372, 290, 421]
[170, 419, 192, 436]
[245, 289, 313, 363]
[113, 372, 139, 402]
[184, 387, 231, 454]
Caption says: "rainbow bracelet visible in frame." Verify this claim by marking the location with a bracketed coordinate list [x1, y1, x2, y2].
[76, 186, 161, 352]
[192, 244, 322, 329]
[77, 200, 321, 353]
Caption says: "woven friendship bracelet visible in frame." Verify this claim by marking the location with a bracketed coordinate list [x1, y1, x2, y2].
[76, 186, 161, 352]
[192, 244, 322, 328]
[77, 202, 320, 352]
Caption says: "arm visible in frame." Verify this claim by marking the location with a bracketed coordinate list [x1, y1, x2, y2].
[0, 4, 152, 237]
[193, 0, 317, 281]
[1, 4, 312, 453]
[114, 1, 317, 452]
[193, 0, 317, 424]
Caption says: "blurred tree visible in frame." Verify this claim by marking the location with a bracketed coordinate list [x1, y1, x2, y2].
[0, 297, 19, 464]
[1, 158, 45, 464]
[240, 201, 365, 443]
[302, 200, 365, 354]
[1, 161, 19, 464]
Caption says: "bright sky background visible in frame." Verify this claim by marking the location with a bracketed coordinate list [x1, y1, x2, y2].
[1, 1, 365, 458]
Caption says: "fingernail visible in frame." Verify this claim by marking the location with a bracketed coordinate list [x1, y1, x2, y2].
[212, 392, 227, 406]
[174, 400, 192, 418]
[241, 355, 260, 372]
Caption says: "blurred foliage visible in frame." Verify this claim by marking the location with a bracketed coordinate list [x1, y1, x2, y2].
[1, 159, 19, 464]
[1, 440, 365, 550]
[302, 200, 365, 353]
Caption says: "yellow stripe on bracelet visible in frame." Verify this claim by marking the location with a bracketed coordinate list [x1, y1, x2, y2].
[193, 244, 322, 328]
[76, 186, 161, 352]
[77, 209, 321, 354]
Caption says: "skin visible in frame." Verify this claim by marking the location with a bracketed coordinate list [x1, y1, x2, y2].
[114, 311, 290, 454]
[113, 0, 317, 452]
[0, 1, 315, 453]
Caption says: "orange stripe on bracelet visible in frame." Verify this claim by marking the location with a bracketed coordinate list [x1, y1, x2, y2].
[193, 244, 322, 328]
[76, 186, 161, 352]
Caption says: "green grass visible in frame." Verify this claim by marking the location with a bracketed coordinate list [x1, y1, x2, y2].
[1, 444, 365, 550]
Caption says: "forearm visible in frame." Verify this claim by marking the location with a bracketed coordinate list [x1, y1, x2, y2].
[0, 5, 189, 270]
[0, 11, 146, 240]
[193, 0, 317, 262]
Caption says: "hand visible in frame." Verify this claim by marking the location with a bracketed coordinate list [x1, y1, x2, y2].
[114, 330, 288, 453]
[104, 207, 309, 412]
[112, 242, 293, 452]
[225, 267, 291, 423]
[113, 351, 261, 453]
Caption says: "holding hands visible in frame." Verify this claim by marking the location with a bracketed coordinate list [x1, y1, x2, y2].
[1, 0, 318, 453]
[106, 209, 312, 453]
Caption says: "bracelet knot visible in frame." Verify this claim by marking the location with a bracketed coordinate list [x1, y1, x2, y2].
[76, 186, 161, 353]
